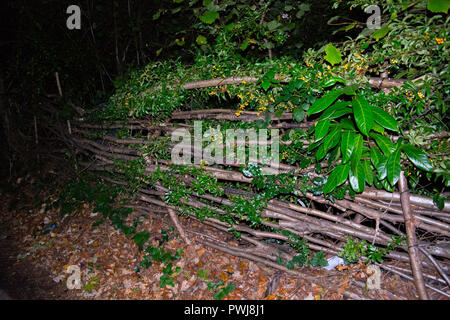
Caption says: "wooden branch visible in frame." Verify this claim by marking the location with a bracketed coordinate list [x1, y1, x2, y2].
[171, 109, 292, 122]
[167, 207, 191, 245]
[399, 171, 429, 300]
[359, 189, 450, 212]
[141, 73, 431, 95]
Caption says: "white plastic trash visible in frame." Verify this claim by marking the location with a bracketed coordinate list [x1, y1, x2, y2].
[323, 256, 345, 271]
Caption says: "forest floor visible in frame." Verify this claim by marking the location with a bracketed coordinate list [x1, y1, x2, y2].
[0, 169, 443, 301]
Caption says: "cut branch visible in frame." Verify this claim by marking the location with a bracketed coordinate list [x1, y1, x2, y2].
[399, 171, 429, 300]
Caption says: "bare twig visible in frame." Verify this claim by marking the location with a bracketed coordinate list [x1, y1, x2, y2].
[55, 72, 63, 97]
[418, 247, 450, 286]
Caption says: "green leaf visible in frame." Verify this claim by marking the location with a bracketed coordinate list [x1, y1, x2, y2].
[324, 43, 342, 65]
[352, 95, 374, 136]
[275, 109, 284, 119]
[319, 103, 352, 121]
[341, 118, 356, 130]
[153, 10, 162, 20]
[224, 23, 235, 32]
[402, 144, 433, 172]
[376, 158, 388, 180]
[343, 84, 359, 96]
[308, 139, 324, 152]
[196, 35, 207, 45]
[323, 163, 350, 194]
[371, 122, 385, 134]
[427, 0, 450, 13]
[315, 119, 330, 140]
[267, 20, 280, 31]
[370, 147, 383, 167]
[240, 38, 249, 50]
[370, 133, 396, 155]
[371, 106, 399, 132]
[322, 76, 346, 88]
[351, 134, 363, 168]
[433, 194, 445, 210]
[261, 80, 271, 91]
[133, 231, 150, 250]
[310, 251, 328, 267]
[380, 176, 394, 192]
[316, 144, 327, 161]
[293, 107, 306, 123]
[341, 130, 355, 163]
[372, 26, 390, 41]
[349, 162, 365, 193]
[200, 10, 219, 24]
[323, 126, 341, 152]
[363, 160, 374, 185]
[308, 89, 344, 115]
[386, 145, 401, 186]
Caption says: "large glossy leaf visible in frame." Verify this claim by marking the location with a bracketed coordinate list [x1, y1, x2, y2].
[341, 118, 356, 130]
[370, 132, 396, 155]
[363, 160, 374, 185]
[387, 145, 401, 186]
[316, 144, 327, 161]
[320, 107, 352, 122]
[323, 126, 341, 152]
[350, 133, 363, 168]
[323, 163, 350, 194]
[370, 147, 383, 167]
[352, 95, 374, 136]
[308, 138, 323, 152]
[371, 106, 399, 132]
[371, 122, 385, 134]
[308, 89, 344, 115]
[376, 157, 388, 180]
[319, 102, 351, 121]
[402, 144, 433, 171]
[315, 119, 330, 140]
[341, 130, 355, 163]
[349, 162, 365, 193]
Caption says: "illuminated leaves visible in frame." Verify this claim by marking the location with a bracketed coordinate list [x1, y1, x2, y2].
[324, 43, 342, 65]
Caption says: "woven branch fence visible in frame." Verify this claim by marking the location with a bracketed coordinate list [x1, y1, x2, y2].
[46, 75, 449, 299]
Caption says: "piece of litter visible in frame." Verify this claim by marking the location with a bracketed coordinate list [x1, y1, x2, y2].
[304, 292, 315, 300]
[53, 275, 65, 283]
[323, 256, 345, 271]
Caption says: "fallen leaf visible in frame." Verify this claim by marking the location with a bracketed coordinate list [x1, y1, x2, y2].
[337, 280, 348, 295]
[225, 265, 234, 274]
[219, 272, 229, 282]
[337, 264, 349, 271]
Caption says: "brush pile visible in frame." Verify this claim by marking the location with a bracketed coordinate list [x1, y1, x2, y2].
[61, 89, 450, 299]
